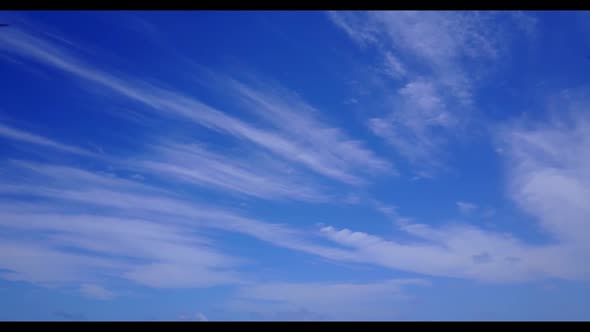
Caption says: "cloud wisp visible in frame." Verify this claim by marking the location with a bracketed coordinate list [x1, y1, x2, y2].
[2, 15, 590, 316]
[232, 278, 429, 320]
[0, 26, 390, 185]
[0, 156, 358, 289]
[328, 11, 536, 175]
[0, 123, 97, 157]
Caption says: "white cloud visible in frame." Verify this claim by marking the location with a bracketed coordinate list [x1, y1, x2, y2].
[397, 80, 450, 126]
[0, 162, 248, 288]
[5, 15, 590, 302]
[0, 27, 390, 185]
[367, 80, 456, 173]
[252, 308, 327, 321]
[79, 284, 115, 300]
[0, 123, 96, 157]
[371, 200, 398, 218]
[0, 211, 241, 288]
[342, 193, 361, 205]
[123, 264, 239, 289]
[195, 312, 209, 321]
[329, 11, 508, 103]
[177, 311, 208, 321]
[4, 92, 581, 289]
[1, 102, 589, 293]
[369, 11, 497, 63]
[220, 76, 394, 183]
[312, 93, 590, 283]
[233, 278, 429, 320]
[329, 11, 537, 174]
[139, 142, 328, 202]
[54, 310, 87, 321]
[0, 159, 360, 289]
[456, 201, 478, 215]
[326, 11, 379, 47]
[510, 11, 538, 40]
[499, 95, 590, 253]
[0, 240, 123, 285]
[368, 78, 454, 172]
[319, 224, 575, 282]
[481, 208, 497, 219]
[383, 52, 407, 79]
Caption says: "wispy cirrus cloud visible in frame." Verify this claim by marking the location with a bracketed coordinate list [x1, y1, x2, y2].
[0, 105, 587, 323]
[314, 92, 590, 283]
[0, 211, 241, 288]
[232, 278, 429, 320]
[178, 312, 209, 321]
[498, 91, 590, 253]
[456, 201, 478, 215]
[4, 15, 590, 316]
[0, 120, 329, 204]
[328, 11, 536, 175]
[138, 142, 329, 202]
[330, 11, 508, 101]
[319, 224, 575, 282]
[79, 284, 116, 300]
[0, 26, 390, 185]
[225, 77, 394, 183]
[0, 155, 359, 289]
[53, 310, 87, 321]
[0, 123, 96, 157]
[367, 78, 453, 173]
[5, 97, 586, 288]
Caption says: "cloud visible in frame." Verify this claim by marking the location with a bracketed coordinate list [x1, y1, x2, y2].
[472, 252, 492, 264]
[456, 201, 495, 220]
[4, 14, 590, 307]
[3, 88, 578, 289]
[383, 51, 407, 79]
[329, 11, 537, 175]
[329, 11, 510, 103]
[0, 162, 246, 288]
[0, 212, 240, 288]
[0, 158, 359, 289]
[54, 310, 87, 321]
[79, 284, 115, 300]
[481, 208, 497, 219]
[0, 240, 124, 285]
[0, 26, 390, 185]
[178, 312, 208, 321]
[0, 170, 348, 262]
[310, 92, 590, 283]
[138, 142, 328, 202]
[371, 199, 398, 218]
[2, 51, 589, 300]
[509, 11, 538, 40]
[0, 123, 96, 157]
[367, 78, 453, 172]
[498, 92, 590, 254]
[263, 308, 327, 321]
[224, 77, 394, 183]
[233, 278, 429, 320]
[326, 11, 379, 47]
[318, 224, 574, 282]
[456, 201, 478, 215]
[195, 312, 208, 321]
[342, 193, 361, 205]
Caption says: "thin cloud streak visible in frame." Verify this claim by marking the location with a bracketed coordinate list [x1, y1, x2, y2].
[0, 123, 96, 157]
[138, 142, 329, 202]
[0, 27, 389, 184]
[328, 11, 536, 175]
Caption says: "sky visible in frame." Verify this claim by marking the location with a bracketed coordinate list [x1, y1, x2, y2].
[0, 10, 590, 321]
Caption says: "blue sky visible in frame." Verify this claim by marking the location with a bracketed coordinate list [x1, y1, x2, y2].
[1, 10, 590, 321]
